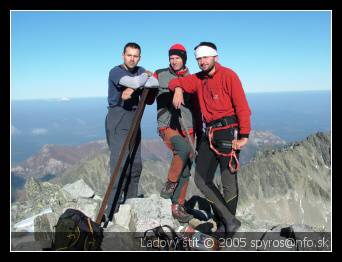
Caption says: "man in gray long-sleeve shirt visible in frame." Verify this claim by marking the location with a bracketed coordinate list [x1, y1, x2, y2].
[147, 44, 203, 223]
[103, 42, 155, 226]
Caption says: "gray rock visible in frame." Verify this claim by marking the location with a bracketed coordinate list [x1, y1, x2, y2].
[235, 132, 331, 231]
[125, 194, 180, 234]
[102, 225, 140, 251]
[105, 223, 129, 233]
[256, 224, 298, 251]
[245, 223, 331, 251]
[114, 204, 137, 231]
[290, 224, 331, 251]
[34, 212, 59, 241]
[62, 179, 95, 199]
[76, 198, 100, 221]
[11, 202, 37, 228]
[25, 177, 73, 213]
[53, 152, 110, 197]
[12, 240, 42, 251]
[12, 208, 53, 232]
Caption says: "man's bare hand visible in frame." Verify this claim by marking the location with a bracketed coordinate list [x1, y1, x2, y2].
[122, 88, 134, 100]
[232, 138, 248, 150]
[172, 87, 184, 109]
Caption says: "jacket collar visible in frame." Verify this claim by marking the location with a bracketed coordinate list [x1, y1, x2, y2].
[198, 62, 222, 79]
[211, 62, 222, 76]
[169, 66, 189, 77]
[120, 64, 139, 74]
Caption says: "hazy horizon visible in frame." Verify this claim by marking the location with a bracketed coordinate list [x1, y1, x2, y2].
[11, 90, 331, 165]
[10, 89, 331, 101]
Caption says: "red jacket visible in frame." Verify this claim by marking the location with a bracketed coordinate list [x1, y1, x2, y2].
[168, 63, 251, 137]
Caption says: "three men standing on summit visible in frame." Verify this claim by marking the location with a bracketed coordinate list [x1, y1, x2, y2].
[105, 41, 251, 236]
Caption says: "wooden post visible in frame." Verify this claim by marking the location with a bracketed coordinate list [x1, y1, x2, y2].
[96, 88, 150, 224]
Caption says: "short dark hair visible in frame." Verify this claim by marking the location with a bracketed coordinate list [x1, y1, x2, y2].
[194, 42, 217, 51]
[123, 42, 141, 54]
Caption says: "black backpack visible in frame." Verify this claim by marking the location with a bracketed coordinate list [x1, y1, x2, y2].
[51, 208, 104, 251]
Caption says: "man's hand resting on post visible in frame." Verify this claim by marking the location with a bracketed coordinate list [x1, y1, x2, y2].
[172, 87, 184, 109]
[122, 88, 135, 100]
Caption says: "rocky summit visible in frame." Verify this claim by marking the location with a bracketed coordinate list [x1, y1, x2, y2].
[10, 132, 331, 251]
[237, 132, 331, 232]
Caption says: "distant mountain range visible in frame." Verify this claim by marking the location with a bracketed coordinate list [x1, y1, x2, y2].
[11, 141, 107, 179]
[11, 130, 286, 202]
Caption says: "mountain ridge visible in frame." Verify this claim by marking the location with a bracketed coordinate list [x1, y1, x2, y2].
[11, 131, 331, 233]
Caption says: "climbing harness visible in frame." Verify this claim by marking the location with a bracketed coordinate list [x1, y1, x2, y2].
[207, 123, 240, 174]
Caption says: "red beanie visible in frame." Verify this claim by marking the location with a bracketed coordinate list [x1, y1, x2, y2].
[169, 44, 187, 65]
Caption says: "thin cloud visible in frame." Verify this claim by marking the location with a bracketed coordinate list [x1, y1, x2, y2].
[31, 128, 48, 135]
[11, 125, 21, 135]
[60, 97, 70, 101]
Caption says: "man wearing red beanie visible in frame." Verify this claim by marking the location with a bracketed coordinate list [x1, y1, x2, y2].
[148, 44, 203, 223]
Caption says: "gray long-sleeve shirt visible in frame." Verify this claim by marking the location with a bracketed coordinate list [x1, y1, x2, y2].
[107, 64, 145, 110]
[155, 67, 202, 134]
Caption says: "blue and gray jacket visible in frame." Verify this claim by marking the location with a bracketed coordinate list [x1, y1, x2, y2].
[107, 64, 146, 110]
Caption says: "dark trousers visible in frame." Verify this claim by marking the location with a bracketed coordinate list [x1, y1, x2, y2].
[194, 135, 239, 226]
[105, 107, 142, 220]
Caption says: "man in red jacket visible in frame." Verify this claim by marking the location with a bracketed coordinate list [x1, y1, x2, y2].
[169, 42, 251, 236]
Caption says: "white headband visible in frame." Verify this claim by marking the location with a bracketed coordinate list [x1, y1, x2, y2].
[195, 45, 218, 58]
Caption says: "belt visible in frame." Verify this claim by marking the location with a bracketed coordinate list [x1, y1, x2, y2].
[206, 115, 238, 128]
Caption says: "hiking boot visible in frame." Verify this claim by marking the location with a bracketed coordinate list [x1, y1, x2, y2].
[172, 203, 194, 223]
[160, 180, 178, 199]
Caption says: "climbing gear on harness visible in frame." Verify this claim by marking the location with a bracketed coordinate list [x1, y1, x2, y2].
[207, 122, 240, 174]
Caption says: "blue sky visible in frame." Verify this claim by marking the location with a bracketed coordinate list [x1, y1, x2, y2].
[11, 11, 331, 100]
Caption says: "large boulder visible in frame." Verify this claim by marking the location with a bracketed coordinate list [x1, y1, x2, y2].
[113, 204, 137, 232]
[101, 224, 139, 251]
[12, 208, 53, 233]
[62, 179, 95, 199]
[125, 194, 180, 234]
